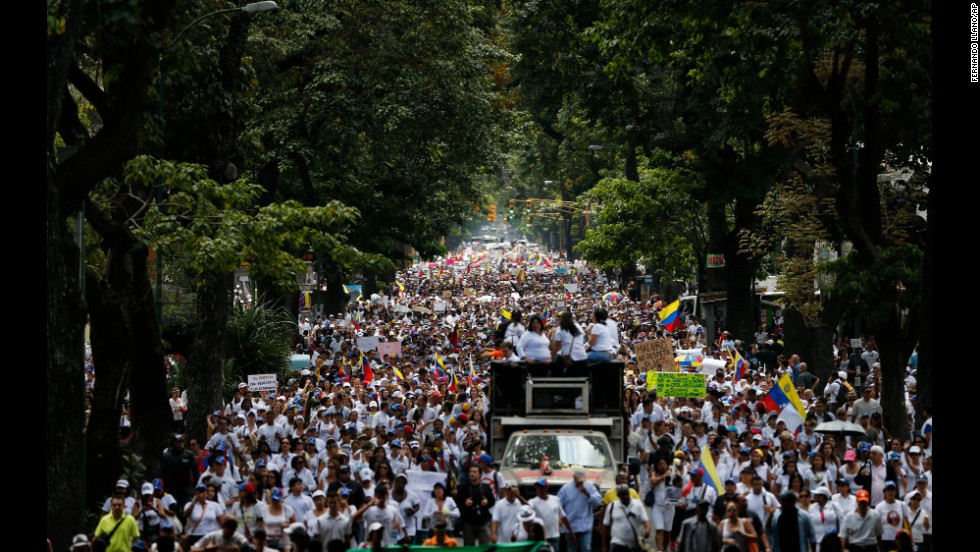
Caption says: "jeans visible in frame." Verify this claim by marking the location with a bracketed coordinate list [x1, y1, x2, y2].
[568, 531, 593, 552]
[463, 522, 492, 545]
[587, 351, 612, 363]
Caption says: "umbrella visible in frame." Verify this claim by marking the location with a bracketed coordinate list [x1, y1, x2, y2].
[675, 354, 703, 371]
[814, 421, 867, 437]
[603, 292, 623, 302]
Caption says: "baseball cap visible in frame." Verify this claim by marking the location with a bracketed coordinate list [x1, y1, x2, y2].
[838, 371, 848, 379]
[909, 446, 922, 454]
[502, 480, 517, 489]
[115, 479, 130, 489]
[888, 452, 902, 461]
[360, 468, 374, 480]
[256, 458, 267, 468]
[71, 534, 91, 549]
[843, 450, 856, 461]
[395, 473, 408, 482]
[884, 481, 898, 490]
[312, 490, 326, 499]
[152, 478, 165, 491]
[856, 490, 870, 502]
[271, 488, 284, 501]
[535, 478, 548, 487]
[141, 482, 154, 495]
[238, 482, 256, 494]
[478, 453, 493, 465]
[813, 487, 831, 498]
[915, 474, 929, 484]
[836, 478, 849, 487]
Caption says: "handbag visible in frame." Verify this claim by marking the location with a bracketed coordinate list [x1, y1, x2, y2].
[643, 487, 656, 507]
[622, 504, 655, 552]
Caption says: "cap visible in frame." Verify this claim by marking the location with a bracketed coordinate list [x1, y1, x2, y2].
[141, 482, 154, 495]
[339, 487, 352, 496]
[535, 478, 548, 487]
[843, 450, 856, 461]
[287, 522, 308, 535]
[71, 534, 91, 549]
[838, 371, 848, 379]
[502, 480, 517, 489]
[238, 482, 256, 494]
[478, 453, 493, 465]
[312, 490, 326, 499]
[153, 478, 164, 491]
[368, 522, 385, 533]
[369, 400, 379, 408]
[836, 478, 849, 487]
[888, 452, 902, 461]
[256, 458, 267, 468]
[338, 464, 351, 472]
[813, 487, 831, 498]
[360, 468, 374, 480]
[856, 490, 870, 502]
[688, 467, 704, 477]
[725, 478, 738, 485]
[238, 382, 249, 389]
[518, 505, 536, 522]
[915, 474, 929, 483]
[909, 446, 922, 454]
[196, 483, 208, 491]
[739, 447, 751, 455]
[116, 479, 130, 489]
[395, 473, 408, 482]
[859, 442, 872, 452]
[271, 488, 284, 501]
[779, 431, 794, 440]
[884, 480, 898, 490]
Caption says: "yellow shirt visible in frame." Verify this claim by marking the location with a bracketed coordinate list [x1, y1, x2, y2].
[602, 488, 640, 505]
[95, 513, 140, 552]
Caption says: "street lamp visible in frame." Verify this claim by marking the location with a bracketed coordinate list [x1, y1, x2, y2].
[154, 1, 279, 327]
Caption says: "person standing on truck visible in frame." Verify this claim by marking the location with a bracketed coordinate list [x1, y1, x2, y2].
[456, 464, 496, 545]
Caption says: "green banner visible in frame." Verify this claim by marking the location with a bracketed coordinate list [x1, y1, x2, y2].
[645, 372, 707, 397]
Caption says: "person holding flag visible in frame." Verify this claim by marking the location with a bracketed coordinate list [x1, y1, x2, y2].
[677, 467, 719, 525]
[762, 373, 807, 436]
[359, 352, 374, 386]
[658, 299, 682, 334]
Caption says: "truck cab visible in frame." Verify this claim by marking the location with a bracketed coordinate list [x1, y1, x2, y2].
[489, 361, 627, 499]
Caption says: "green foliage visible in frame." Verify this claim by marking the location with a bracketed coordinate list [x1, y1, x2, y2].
[574, 154, 702, 281]
[826, 245, 924, 329]
[226, 302, 295, 389]
[119, 156, 387, 291]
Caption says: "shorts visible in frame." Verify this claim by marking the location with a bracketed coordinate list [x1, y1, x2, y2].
[651, 504, 674, 532]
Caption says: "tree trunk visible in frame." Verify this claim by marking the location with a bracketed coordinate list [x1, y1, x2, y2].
[85, 270, 130, 512]
[914, 192, 932, 428]
[875, 323, 911, 442]
[47, 173, 87, 548]
[127, 244, 170, 477]
[323, 266, 350, 316]
[187, 270, 233, 444]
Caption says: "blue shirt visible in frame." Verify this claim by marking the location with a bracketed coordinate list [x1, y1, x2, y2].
[556, 480, 603, 533]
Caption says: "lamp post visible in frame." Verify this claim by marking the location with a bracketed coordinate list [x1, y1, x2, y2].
[154, 1, 279, 327]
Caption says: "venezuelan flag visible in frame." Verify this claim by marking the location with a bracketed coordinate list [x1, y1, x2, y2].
[393, 366, 405, 384]
[360, 353, 374, 385]
[435, 352, 447, 375]
[729, 346, 746, 382]
[468, 355, 477, 386]
[448, 368, 458, 392]
[762, 373, 806, 434]
[658, 299, 681, 333]
[696, 444, 723, 495]
[397, 281, 405, 293]
[501, 309, 512, 321]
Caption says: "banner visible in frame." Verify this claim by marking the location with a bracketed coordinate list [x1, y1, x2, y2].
[434, 301, 448, 312]
[849, 338, 862, 349]
[405, 469, 450, 508]
[700, 358, 727, 375]
[356, 336, 380, 351]
[635, 339, 675, 372]
[247, 373, 278, 392]
[377, 341, 402, 359]
[345, 284, 363, 298]
[645, 372, 706, 397]
[564, 283, 579, 293]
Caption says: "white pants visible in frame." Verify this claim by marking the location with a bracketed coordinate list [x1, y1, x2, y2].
[650, 504, 674, 532]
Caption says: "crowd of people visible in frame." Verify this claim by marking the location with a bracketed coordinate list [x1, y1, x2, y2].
[67, 243, 931, 552]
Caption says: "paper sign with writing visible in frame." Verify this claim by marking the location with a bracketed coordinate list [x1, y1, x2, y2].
[377, 341, 402, 358]
[700, 358, 727, 375]
[434, 302, 448, 312]
[564, 283, 579, 293]
[356, 336, 380, 351]
[849, 339, 862, 349]
[247, 374, 278, 392]
[645, 372, 706, 397]
[635, 339, 675, 372]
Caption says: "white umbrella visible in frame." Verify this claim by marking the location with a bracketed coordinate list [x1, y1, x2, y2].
[814, 420, 867, 437]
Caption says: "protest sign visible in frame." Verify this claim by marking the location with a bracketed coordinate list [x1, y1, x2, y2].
[247, 374, 278, 392]
[635, 339, 675, 372]
[377, 341, 402, 358]
[356, 336, 380, 351]
[645, 372, 706, 397]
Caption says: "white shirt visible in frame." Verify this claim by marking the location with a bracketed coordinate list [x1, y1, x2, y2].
[360, 503, 405, 547]
[492, 498, 524, 542]
[605, 319, 620, 350]
[602, 499, 649, 547]
[589, 323, 613, 353]
[517, 330, 552, 361]
[504, 322, 525, 346]
[554, 324, 588, 361]
[832, 492, 858, 518]
[808, 502, 843, 544]
[529, 495, 566, 539]
[875, 499, 910, 541]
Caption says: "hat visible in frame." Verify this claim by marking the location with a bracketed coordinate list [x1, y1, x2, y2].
[779, 491, 797, 502]
[813, 487, 831, 498]
[752, 434, 763, 441]
[688, 467, 704, 477]
[856, 490, 870, 502]
[859, 442, 872, 452]
[196, 483, 208, 491]
[478, 453, 493, 465]
[395, 473, 408, 482]
[884, 481, 898, 490]
[116, 479, 130, 489]
[836, 478, 849, 487]
[271, 488, 284, 501]
[369, 400, 379, 408]
[518, 505, 536, 522]
[71, 534, 91, 549]
[838, 371, 848, 379]
[287, 521, 308, 536]
[238, 382, 249, 389]
[256, 458, 267, 468]
[739, 447, 751, 455]
[141, 482, 154, 495]
[573, 468, 587, 481]
[238, 482, 256, 494]
[535, 478, 548, 487]
[502, 480, 517, 489]
[915, 474, 929, 484]
[153, 478, 164, 491]
[368, 522, 385, 533]
[843, 450, 856, 461]
[338, 464, 351, 473]
[339, 487, 352, 496]
[312, 490, 326, 499]
[410, 440, 420, 449]
[725, 478, 737, 485]
[888, 452, 902, 461]
[674, 450, 687, 459]
[212, 455, 227, 465]
[779, 431, 794, 440]
[909, 446, 922, 454]
[360, 468, 374, 480]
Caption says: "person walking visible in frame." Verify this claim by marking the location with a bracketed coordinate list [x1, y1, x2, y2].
[557, 469, 603, 552]
[456, 464, 496, 545]
[94, 496, 141, 552]
[841, 490, 882, 552]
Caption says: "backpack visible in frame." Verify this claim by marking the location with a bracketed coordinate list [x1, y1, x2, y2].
[840, 379, 856, 399]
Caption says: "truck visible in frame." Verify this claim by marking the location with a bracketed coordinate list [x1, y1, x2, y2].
[488, 360, 629, 499]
